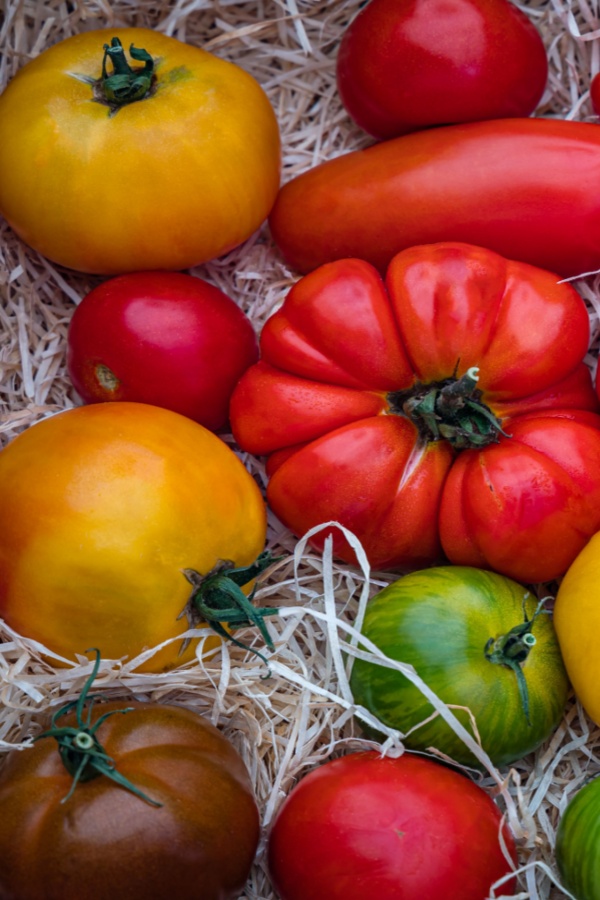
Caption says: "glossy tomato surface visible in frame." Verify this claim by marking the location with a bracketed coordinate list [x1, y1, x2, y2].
[230, 242, 600, 583]
[336, 0, 547, 139]
[0, 403, 267, 671]
[556, 775, 600, 900]
[0, 701, 260, 900]
[269, 118, 600, 279]
[350, 567, 568, 767]
[0, 28, 280, 273]
[554, 531, 600, 726]
[67, 271, 259, 430]
[268, 751, 517, 900]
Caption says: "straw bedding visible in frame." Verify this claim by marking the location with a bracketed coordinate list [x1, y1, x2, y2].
[1, 0, 600, 897]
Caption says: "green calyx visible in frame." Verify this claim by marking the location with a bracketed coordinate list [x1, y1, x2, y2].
[179, 551, 283, 673]
[390, 366, 509, 449]
[484, 599, 548, 726]
[35, 649, 162, 806]
[100, 37, 155, 107]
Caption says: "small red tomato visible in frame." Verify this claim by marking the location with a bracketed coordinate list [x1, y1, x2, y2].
[336, 0, 548, 139]
[268, 751, 517, 900]
[67, 271, 259, 431]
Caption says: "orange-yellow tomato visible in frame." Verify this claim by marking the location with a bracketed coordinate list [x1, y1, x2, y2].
[0, 403, 267, 671]
[0, 28, 281, 274]
[554, 532, 600, 724]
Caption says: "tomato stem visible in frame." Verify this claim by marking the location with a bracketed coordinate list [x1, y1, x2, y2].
[389, 366, 509, 449]
[34, 649, 162, 806]
[100, 37, 155, 108]
[179, 551, 283, 673]
[484, 598, 548, 726]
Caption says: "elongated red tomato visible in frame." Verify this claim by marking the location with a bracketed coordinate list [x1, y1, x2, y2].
[230, 243, 600, 583]
[269, 118, 600, 278]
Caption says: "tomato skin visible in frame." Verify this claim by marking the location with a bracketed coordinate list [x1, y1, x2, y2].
[230, 243, 600, 582]
[0, 28, 281, 274]
[349, 567, 569, 767]
[553, 531, 600, 726]
[0, 403, 267, 671]
[591, 72, 600, 117]
[556, 776, 600, 900]
[67, 271, 259, 431]
[267, 751, 517, 900]
[336, 0, 547, 139]
[269, 118, 600, 278]
[0, 701, 260, 900]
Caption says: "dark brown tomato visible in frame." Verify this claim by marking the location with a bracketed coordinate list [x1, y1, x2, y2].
[0, 701, 260, 900]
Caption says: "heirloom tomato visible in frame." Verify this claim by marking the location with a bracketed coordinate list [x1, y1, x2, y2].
[230, 242, 600, 583]
[337, 0, 547, 139]
[0, 693, 260, 899]
[0, 28, 280, 274]
[267, 751, 517, 900]
[556, 775, 600, 900]
[269, 118, 600, 278]
[67, 271, 258, 431]
[554, 531, 600, 726]
[0, 402, 267, 671]
[350, 567, 569, 767]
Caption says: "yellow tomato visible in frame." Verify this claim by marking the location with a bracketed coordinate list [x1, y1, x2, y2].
[0, 28, 281, 273]
[0, 403, 267, 672]
[554, 532, 600, 723]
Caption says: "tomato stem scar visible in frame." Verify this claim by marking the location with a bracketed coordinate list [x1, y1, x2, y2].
[389, 365, 509, 449]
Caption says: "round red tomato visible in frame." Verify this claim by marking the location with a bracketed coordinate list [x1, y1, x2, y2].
[67, 271, 258, 431]
[230, 242, 600, 583]
[0, 695, 260, 899]
[336, 0, 548, 139]
[268, 751, 517, 900]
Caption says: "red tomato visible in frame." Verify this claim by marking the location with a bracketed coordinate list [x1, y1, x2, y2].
[268, 751, 517, 900]
[67, 271, 258, 431]
[269, 118, 600, 279]
[230, 242, 600, 583]
[336, 0, 548, 139]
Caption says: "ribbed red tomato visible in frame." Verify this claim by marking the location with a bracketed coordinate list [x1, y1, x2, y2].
[336, 0, 548, 139]
[230, 242, 600, 583]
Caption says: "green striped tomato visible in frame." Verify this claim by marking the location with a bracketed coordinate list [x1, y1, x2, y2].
[556, 777, 600, 900]
[349, 566, 569, 767]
